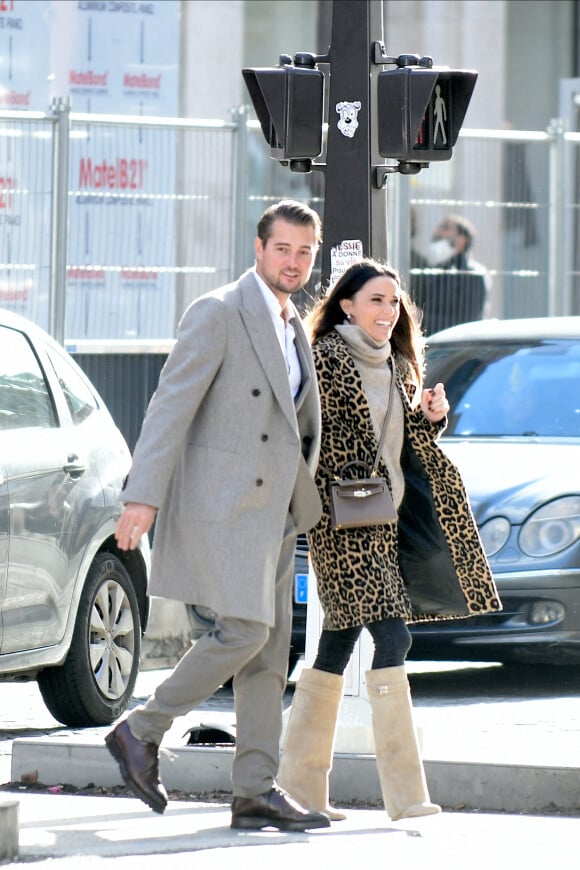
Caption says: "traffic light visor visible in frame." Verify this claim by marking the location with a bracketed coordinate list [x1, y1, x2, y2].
[243, 65, 324, 160]
[243, 68, 287, 152]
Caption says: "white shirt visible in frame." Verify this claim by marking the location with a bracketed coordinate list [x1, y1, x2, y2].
[254, 271, 302, 398]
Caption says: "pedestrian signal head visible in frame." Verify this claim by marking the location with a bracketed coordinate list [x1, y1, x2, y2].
[243, 55, 325, 172]
[377, 64, 477, 172]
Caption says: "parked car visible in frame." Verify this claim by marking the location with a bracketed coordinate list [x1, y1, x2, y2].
[408, 316, 580, 665]
[187, 533, 309, 675]
[0, 309, 150, 726]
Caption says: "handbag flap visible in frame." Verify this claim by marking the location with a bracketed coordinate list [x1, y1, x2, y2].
[333, 480, 387, 499]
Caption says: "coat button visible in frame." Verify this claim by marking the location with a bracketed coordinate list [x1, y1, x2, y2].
[261, 433, 269, 442]
[252, 388, 261, 396]
[256, 478, 264, 487]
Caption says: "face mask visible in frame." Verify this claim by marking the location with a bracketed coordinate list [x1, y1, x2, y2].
[428, 238, 456, 265]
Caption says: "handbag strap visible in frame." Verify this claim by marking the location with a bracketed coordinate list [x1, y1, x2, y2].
[321, 355, 397, 480]
[370, 356, 396, 476]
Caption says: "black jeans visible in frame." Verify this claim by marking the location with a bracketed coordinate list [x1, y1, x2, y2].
[313, 618, 412, 675]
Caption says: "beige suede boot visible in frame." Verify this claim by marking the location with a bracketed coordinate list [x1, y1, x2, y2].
[277, 668, 346, 821]
[366, 666, 441, 821]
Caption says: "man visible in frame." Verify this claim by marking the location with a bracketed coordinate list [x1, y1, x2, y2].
[105, 200, 329, 832]
[411, 214, 491, 334]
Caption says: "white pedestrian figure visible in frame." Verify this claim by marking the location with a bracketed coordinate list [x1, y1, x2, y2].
[433, 84, 447, 146]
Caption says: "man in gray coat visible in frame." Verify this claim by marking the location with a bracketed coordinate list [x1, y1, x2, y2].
[105, 200, 329, 832]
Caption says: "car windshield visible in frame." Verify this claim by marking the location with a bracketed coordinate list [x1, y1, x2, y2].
[426, 338, 580, 437]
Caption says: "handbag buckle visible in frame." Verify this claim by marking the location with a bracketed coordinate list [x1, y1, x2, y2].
[353, 488, 372, 498]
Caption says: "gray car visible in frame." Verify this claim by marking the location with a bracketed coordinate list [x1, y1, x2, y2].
[0, 309, 150, 725]
[409, 316, 580, 666]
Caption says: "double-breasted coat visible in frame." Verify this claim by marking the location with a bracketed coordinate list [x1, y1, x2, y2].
[308, 330, 501, 631]
[122, 270, 322, 627]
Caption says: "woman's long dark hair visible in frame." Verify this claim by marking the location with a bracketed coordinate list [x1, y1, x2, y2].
[306, 259, 425, 386]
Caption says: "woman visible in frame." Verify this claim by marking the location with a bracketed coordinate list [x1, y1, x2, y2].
[278, 259, 500, 822]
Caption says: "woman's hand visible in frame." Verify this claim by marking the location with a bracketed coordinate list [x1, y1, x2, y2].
[420, 382, 450, 423]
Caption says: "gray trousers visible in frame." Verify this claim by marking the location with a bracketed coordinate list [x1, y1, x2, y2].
[127, 528, 295, 798]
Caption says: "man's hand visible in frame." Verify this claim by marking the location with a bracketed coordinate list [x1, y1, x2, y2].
[115, 503, 157, 550]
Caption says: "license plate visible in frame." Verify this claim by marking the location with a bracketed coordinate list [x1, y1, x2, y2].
[294, 573, 308, 603]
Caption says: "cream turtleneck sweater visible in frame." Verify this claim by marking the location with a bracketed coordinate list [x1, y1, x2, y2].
[335, 323, 405, 507]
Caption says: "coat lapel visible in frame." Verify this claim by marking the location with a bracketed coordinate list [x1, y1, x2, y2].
[290, 311, 314, 412]
[238, 272, 298, 431]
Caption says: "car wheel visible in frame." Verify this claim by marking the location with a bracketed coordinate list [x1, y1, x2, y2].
[38, 552, 141, 727]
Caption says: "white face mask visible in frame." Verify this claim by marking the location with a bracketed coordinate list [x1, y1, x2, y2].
[428, 238, 456, 265]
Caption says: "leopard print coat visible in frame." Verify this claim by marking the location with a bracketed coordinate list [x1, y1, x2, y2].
[309, 330, 501, 631]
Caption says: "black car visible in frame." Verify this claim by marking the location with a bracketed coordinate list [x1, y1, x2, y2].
[409, 316, 580, 665]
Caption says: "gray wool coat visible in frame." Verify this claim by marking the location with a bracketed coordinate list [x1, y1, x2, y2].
[122, 270, 322, 626]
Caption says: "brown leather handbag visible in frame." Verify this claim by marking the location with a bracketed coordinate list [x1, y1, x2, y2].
[327, 359, 397, 531]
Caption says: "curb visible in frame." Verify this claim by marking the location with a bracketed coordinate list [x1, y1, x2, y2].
[10, 737, 580, 816]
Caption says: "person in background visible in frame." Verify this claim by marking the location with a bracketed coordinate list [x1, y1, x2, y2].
[278, 259, 500, 822]
[411, 214, 491, 334]
[105, 199, 330, 833]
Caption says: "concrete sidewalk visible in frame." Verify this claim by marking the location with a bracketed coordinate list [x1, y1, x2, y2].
[2, 791, 579, 869]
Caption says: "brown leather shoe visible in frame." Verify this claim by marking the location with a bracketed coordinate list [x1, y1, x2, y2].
[105, 720, 168, 814]
[231, 785, 330, 831]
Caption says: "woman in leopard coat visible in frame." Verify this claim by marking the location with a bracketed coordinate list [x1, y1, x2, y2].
[278, 259, 501, 824]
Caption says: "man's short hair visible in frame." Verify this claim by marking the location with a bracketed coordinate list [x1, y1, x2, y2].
[257, 199, 323, 247]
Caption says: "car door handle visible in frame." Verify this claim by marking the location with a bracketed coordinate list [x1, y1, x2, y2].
[63, 454, 87, 477]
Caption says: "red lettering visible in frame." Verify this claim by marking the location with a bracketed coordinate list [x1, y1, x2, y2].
[67, 268, 105, 280]
[79, 158, 92, 187]
[69, 69, 109, 88]
[78, 157, 146, 190]
[123, 72, 161, 90]
[121, 269, 158, 280]
[0, 288, 28, 302]
[0, 177, 15, 209]
[118, 158, 128, 189]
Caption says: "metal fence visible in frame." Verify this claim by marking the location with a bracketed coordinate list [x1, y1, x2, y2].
[1, 100, 579, 347]
[0, 101, 240, 344]
[390, 124, 580, 325]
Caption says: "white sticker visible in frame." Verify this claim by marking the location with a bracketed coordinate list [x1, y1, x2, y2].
[336, 100, 361, 138]
[330, 239, 364, 285]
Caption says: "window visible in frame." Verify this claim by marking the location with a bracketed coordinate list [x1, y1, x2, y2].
[428, 339, 580, 438]
[0, 326, 57, 430]
[46, 348, 98, 425]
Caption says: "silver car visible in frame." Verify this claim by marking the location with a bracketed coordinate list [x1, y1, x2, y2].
[409, 316, 580, 666]
[0, 309, 150, 725]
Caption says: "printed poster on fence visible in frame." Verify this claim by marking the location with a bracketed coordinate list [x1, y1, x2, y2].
[50, 0, 180, 339]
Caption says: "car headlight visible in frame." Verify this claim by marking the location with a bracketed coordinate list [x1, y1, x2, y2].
[519, 496, 580, 557]
[479, 516, 511, 556]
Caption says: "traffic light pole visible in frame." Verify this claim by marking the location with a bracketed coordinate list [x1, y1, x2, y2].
[319, 0, 388, 289]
